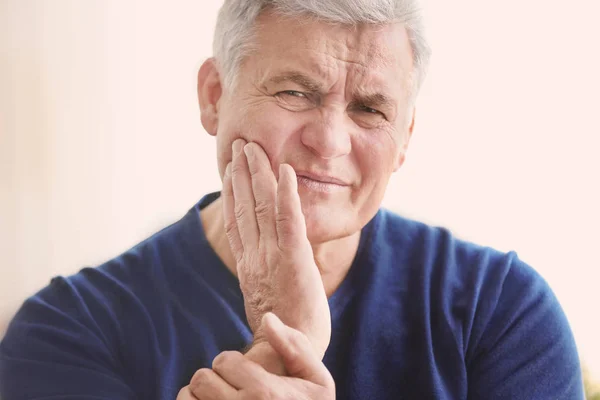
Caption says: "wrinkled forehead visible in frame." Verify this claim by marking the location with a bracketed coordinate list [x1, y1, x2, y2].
[248, 11, 415, 92]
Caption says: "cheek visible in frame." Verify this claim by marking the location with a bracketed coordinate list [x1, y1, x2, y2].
[219, 102, 305, 168]
[354, 130, 401, 184]
[249, 111, 297, 151]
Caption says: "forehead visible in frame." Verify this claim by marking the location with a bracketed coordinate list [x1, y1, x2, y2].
[247, 11, 414, 92]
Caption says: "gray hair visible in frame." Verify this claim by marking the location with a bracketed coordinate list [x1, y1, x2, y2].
[213, 0, 431, 99]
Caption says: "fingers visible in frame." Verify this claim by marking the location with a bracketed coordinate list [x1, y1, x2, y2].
[222, 162, 244, 264]
[176, 386, 197, 400]
[224, 140, 285, 259]
[243, 143, 278, 247]
[276, 164, 308, 251]
[188, 368, 238, 400]
[262, 313, 334, 388]
[212, 350, 274, 390]
[231, 139, 259, 250]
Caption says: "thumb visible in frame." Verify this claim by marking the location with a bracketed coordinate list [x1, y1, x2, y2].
[261, 313, 332, 386]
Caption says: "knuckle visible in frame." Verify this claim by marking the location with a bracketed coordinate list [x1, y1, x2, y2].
[275, 211, 294, 225]
[212, 350, 239, 371]
[190, 368, 212, 386]
[234, 204, 247, 220]
[275, 213, 300, 237]
[224, 221, 238, 239]
[237, 257, 255, 279]
[231, 162, 246, 176]
[176, 386, 191, 399]
[254, 200, 273, 220]
[224, 222, 240, 244]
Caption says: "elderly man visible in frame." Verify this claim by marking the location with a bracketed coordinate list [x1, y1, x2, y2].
[0, 0, 584, 399]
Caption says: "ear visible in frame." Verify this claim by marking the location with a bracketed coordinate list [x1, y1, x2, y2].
[393, 107, 416, 172]
[197, 58, 223, 136]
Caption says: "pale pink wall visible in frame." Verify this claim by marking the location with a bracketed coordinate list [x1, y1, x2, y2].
[1, 0, 599, 379]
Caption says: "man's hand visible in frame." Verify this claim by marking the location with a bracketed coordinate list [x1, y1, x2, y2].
[221, 139, 331, 359]
[178, 313, 336, 400]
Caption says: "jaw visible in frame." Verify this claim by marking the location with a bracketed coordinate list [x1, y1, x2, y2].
[300, 193, 356, 244]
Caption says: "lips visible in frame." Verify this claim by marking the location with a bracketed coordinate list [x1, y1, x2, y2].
[294, 171, 350, 186]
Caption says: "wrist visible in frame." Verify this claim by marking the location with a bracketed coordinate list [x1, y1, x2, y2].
[257, 325, 330, 362]
[244, 340, 287, 376]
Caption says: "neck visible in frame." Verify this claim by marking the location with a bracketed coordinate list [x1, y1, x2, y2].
[200, 197, 360, 297]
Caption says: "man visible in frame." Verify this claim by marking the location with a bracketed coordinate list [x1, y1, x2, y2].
[0, 0, 584, 399]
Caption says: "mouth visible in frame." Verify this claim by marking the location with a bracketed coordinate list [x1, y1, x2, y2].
[295, 171, 350, 193]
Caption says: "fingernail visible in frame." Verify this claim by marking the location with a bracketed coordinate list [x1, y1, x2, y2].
[225, 162, 232, 177]
[243, 144, 254, 160]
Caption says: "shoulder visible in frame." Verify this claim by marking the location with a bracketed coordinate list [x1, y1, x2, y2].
[0, 207, 201, 398]
[4, 202, 209, 336]
[371, 209, 583, 397]
[0, 207, 190, 344]
[373, 208, 520, 284]
[372, 208, 562, 352]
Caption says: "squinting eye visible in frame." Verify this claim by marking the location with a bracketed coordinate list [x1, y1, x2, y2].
[275, 90, 316, 111]
[349, 104, 388, 127]
[278, 90, 307, 98]
[354, 105, 387, 121]
[360, 106, 382, 115]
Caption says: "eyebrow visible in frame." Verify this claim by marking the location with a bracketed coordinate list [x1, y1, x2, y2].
[352, 92, 394, 108]
[268, 72, 324, 93]
[268, 71, 395, 109]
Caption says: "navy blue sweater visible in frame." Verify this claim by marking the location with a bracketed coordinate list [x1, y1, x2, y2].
[0, 193, 583, 399]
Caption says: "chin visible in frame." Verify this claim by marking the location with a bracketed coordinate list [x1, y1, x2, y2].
[301, 200, 357, 244]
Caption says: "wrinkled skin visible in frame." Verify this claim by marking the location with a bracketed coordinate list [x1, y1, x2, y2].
[222, 138, 332, 357]
[194, 8, 417, 389]
[197, 9, 416, 353]
[178, 313, 335, 400]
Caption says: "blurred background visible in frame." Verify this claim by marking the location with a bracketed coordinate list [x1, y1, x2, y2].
[1, 0, 599, 393]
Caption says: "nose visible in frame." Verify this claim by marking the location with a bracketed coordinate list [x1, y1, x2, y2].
[300, 108, 352, 159]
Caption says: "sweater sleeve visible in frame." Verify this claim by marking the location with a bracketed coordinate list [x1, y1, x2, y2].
[0, 277, 137, 400]
[466, 256, 584, 399]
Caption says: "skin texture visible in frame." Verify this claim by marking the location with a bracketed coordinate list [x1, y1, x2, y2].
[185, 9, 417, 398]
[220, 139, 332, 360]
[199, 10, 416, 303]
[177, 314, 335, 400]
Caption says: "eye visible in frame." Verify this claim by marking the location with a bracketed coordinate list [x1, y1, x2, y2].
[352, 105, 387, 122]
[277, 90, 307, 98]
[348, 103, 389, 128]
[358, 105, 383, 116]
[274, 90, 316, 111]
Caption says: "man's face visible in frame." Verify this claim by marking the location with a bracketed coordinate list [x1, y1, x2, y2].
[207, 12, 415, 244]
